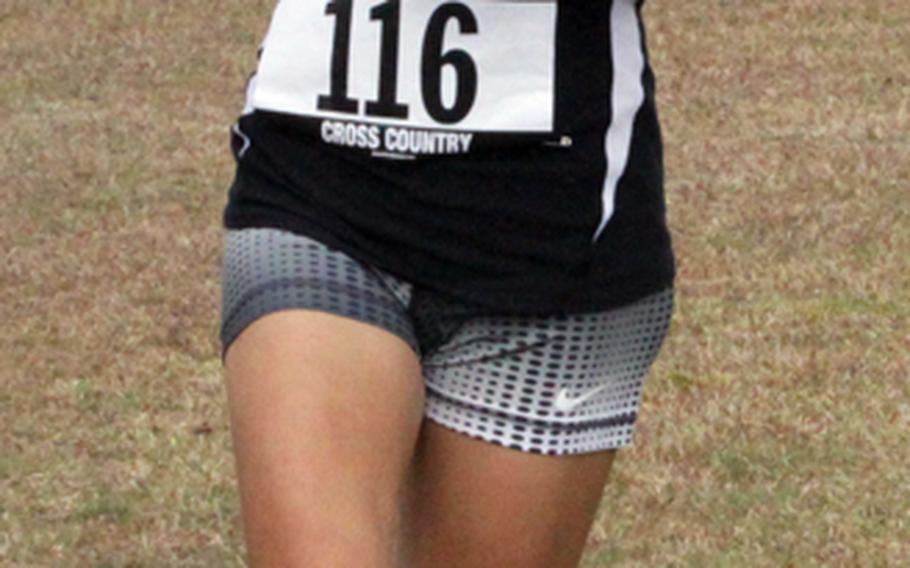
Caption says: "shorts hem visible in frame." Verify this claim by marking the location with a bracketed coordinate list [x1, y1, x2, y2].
[422, 400, 638, 456]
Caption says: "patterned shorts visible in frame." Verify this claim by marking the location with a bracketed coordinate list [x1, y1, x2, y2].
[220, 227, 674, 455]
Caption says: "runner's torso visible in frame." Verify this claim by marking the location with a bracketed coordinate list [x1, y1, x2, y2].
[224, 0, 675, 314]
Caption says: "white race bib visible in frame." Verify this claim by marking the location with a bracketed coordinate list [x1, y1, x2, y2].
[251, 0, 557, 132]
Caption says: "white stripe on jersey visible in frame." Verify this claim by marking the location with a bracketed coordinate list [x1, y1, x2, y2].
[232, 123, 252, 158]
[593, 0, 647, 243]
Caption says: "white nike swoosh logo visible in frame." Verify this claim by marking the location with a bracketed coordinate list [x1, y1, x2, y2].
[553, 385, 611, 412]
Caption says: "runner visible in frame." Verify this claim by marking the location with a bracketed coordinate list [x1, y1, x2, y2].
[220, 1, 675, 566]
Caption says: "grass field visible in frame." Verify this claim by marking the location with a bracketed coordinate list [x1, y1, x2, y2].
[1, 0, 908, 566]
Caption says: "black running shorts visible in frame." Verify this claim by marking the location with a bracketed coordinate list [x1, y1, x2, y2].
[220, 227, 674, 455]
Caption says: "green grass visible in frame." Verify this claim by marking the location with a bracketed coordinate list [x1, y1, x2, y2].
[2, 0, 909, 565]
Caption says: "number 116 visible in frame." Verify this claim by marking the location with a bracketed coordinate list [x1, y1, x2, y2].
[317, 0, 480, 124]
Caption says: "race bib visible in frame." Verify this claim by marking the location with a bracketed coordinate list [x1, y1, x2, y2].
[251, 0, 557, 133]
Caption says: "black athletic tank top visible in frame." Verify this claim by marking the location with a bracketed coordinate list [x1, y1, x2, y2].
[223, 0, 675, 315]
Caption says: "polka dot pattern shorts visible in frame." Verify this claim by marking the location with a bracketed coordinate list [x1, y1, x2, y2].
[220, 227, 674, 455]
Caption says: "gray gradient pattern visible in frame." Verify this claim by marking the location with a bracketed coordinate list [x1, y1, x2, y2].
[221, 227, 673, 455]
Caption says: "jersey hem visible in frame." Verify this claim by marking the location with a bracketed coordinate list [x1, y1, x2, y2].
[223, 210, 676, 317]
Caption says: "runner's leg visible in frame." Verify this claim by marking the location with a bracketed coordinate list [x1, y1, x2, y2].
[224, 310, 425, 568]
[400, 288, 673, 568]
[403, 421, 616, 568]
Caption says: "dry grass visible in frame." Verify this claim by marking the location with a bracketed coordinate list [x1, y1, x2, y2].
[1, 0, 908, 566]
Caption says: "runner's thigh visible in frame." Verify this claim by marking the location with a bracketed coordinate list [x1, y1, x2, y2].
[220, 227, 426, 567]
[403, 288, 674, 568]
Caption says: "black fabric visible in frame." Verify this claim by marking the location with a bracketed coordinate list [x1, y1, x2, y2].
[222, 0, 675, 316]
